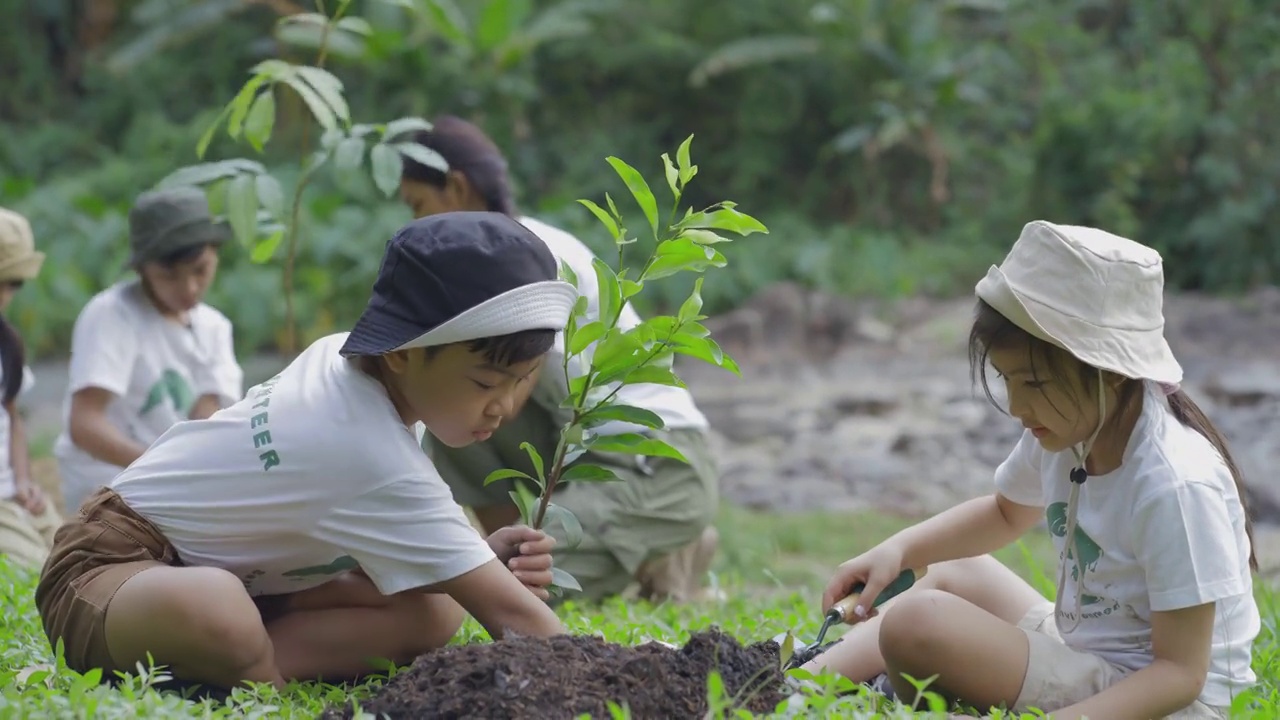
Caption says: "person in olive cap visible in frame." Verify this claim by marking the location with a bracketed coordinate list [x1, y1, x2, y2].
[36, 211, 576, 692]
[53, 187, 244, 512]
[0, 207, 62, 567]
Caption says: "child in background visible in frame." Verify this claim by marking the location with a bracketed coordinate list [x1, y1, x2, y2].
[398, 116, 720, 603]
[36, 212, 573, 691]
[806, 221, 1258, 719]
[0, 208, 61, 568]
[54, 187, 243, 511]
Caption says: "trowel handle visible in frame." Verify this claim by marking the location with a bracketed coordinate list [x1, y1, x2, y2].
[831, 566, 928, 622]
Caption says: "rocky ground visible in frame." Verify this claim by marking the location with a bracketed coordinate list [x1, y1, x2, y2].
[22, 284, 1280, 578]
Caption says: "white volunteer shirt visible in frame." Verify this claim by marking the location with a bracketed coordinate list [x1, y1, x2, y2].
[112, 333, 496, 597]
[54, 280, 243, 509]
[518, 216, 710, 437]
[995, 382, 1260, 707]
[0, 357, 36, 500]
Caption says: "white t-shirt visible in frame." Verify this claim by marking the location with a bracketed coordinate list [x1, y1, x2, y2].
[995, 382, 1260, 706]
[112, 333, 496, 597]
[54, 280, 244, 507]
[0, 358, 36, 500]
[518, 216, 709, 436]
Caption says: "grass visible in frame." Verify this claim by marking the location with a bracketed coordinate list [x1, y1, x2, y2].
[1, 506, 1277, 719]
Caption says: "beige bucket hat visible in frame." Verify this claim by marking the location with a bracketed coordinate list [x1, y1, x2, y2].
[0, 208, 46, 284]
[975, 220, 1183, 386]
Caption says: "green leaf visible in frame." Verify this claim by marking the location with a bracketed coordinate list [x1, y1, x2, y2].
[478, 0, 529, 51]
[276, 17, 368, 60]
[661, 152, 680, 200]
[559, 258, 579, 287]
[645, 237, 727, 281]
[279, 74, 338, 132]
[544, 503, 583, 548]
[588, 433, 688, 463]
[485, 468, 534, 487]
[687, 35, 821, 88]
[369, 143, 404, 197]
[568, 320, 606, 357]
[592, 257, 622, 324]
[421, 0, 471, 46]
[251, 230, 284, 263]
[250, 59, 297, 81]
[619, 279, 643, 300]
[560, 463, 621, 483]
[509, 485, 538, 526]
[254, 174, 285, 220]
[243, 89, 275, 152]
[334, 136, 366, 171]
[577, 198, 620, 240]
[678, 277, 704, 324]
[196, 104, 233, 159]
[550, 566, 583, 592]
[623, 366, 686, 388]
[336, 16, 374, 36]
[394, 142, 449, 173]
[591, 329, 645, 384]
[226, 173, 259, 247]
[682, 228, 732, 245]
[682, 204, 768, 236]
[226, 75, 268, 140]
[673, 333, 740, 375]
[383, 116, 435, 140]
[157, 159, 267, 189]
[295, 66, 350, 125]
[581, 404, 665, 430]
[605, 156, 659, 238]
[519, 441, 545, 483]
[676, 135, 696, 184]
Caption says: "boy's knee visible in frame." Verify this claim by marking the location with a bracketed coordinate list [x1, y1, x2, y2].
[172, 569, 273, 672]
[879, 589, 952, 665]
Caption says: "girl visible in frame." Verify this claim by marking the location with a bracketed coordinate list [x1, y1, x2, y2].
[806, 221, 1259, 719]
[396, 116, 720, 603]
[0, 207, 62, 567]
[54, 187, 243, 511]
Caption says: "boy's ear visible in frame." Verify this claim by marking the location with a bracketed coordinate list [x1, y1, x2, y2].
[382, 350, 411, 375]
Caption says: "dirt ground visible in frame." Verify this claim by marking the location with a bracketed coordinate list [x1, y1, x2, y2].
[321, 629, 785, 720]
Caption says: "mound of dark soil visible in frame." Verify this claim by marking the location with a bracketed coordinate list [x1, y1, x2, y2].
[321, 628, 786, 720]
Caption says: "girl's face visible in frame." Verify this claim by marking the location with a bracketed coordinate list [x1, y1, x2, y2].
[399, 175, 486, 219]
[0, 280, 23, 313]
[988, 343, 1116, 453]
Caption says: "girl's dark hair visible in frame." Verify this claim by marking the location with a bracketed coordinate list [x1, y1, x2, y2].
[400, 116, 517, 216]
[968, 298, 1258, 572]
[0, 313, 25, 405]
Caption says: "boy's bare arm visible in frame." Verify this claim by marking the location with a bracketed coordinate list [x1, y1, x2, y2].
[420, 559, 565, 639]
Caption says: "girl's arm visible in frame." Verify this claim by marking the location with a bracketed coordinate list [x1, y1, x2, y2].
[68, 387, 147, 468]
[1052, 603, 1216, 720]
[890, 493, 1042, 569]
[6, 400, 45, 515]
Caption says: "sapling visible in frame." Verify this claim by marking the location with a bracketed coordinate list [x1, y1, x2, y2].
[155, 0, 448, 353]
[482, 136, 768, 593]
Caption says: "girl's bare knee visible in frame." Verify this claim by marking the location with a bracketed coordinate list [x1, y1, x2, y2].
[390, 594, 465, 662]
[879, 589, 952, 667]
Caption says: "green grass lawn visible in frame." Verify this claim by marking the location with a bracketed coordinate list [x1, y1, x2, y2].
[1, 506, 1276, 719]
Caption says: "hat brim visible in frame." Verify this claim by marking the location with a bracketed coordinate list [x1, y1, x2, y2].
[127, 219, 231, 268]
[340, 280, 579, 357]
[975, 265, 1183, 384]
[0, 251, 44, 283]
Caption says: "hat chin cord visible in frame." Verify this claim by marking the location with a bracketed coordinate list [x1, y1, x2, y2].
[1056, 368, 1105, 634]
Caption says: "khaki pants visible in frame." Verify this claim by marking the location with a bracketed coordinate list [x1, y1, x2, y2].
[0, 496, 62, 569]
[429, 399, 719, 603]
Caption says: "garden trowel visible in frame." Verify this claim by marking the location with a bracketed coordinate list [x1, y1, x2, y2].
[775, 566, 928, 671]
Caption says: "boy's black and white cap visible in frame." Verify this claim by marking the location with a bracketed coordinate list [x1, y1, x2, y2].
[340, 211, 578, 357]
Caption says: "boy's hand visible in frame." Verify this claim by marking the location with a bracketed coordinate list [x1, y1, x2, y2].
[487, 525, 557, 600]
[13, 480, 46, 516]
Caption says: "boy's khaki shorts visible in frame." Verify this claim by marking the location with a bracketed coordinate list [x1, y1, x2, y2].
[1015, 601, 1229, 719]
[429, 399, 719, 602]
[35, 488, 181, 675]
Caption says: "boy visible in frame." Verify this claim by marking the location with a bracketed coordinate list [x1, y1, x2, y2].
[35, 211, 577, 690]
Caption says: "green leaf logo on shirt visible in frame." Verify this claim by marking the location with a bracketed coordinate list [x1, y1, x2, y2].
[1047, 501, 1105, 605]
[282, 555, 359, 578]
[140, 369, 195, 415]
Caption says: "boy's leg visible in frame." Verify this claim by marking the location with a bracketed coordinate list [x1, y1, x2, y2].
[0, 499, 54, 568]
[803, 555, 1046, 686]
[264, 570, 465, 682]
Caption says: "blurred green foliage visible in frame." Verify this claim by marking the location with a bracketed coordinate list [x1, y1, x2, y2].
[0, 0, 1277, 358]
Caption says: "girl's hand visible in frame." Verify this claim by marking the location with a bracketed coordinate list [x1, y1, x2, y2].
[13, 480, 46, 516]
[821, 541, 906, 622]
[487, 525, 557, 600]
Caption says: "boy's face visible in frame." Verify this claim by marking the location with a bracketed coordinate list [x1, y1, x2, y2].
[383, 344, 543, 447]
[140, 245, 219, 314]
